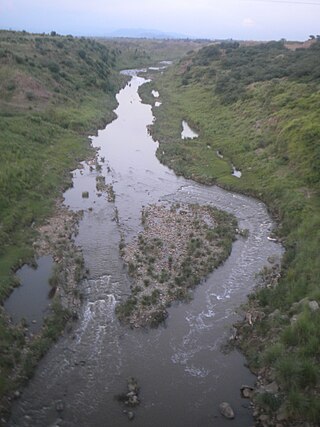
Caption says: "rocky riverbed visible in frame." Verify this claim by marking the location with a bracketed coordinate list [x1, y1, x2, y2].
[34, 199, 85, 312]
[116, 202, 237, 327]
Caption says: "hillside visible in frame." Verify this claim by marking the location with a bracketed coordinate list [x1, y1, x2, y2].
[142, 40, 320, 425]
[97, 37, 210, 69]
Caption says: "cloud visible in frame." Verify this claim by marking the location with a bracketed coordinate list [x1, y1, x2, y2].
[242, 17, 255, 27]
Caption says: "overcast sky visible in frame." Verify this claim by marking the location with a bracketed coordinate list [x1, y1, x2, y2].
[0, 0, 319, 40]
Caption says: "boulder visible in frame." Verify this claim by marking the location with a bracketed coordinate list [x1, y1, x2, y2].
[308, 300, 319, 312]
[55, 400, 64, 412]
[219, 402, 235, 419]
[127, 411, 135, 421]
[240, 385, 254, 399]
[276, 404, 288, 422]
[127, 377, 139, 393]
[269, 309, 280, 319]
[263, 381, 279, 394]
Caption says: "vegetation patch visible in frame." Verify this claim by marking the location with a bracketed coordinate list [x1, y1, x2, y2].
[116, 202, 236, 327]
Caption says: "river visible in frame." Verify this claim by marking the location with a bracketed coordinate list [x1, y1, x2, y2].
[8, 70, 283, 427]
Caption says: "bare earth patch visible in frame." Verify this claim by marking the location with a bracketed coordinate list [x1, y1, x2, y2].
[116, 202, 237, 327]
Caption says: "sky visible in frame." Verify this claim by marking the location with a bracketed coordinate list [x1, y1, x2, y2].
[0, 0, 319, 41]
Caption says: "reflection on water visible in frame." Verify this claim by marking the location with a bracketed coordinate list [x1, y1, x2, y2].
[9, 71, 283, 427]
[4, 255, 53, 333]
[181, 120, 199, 139]
[232, 165, 242, 178]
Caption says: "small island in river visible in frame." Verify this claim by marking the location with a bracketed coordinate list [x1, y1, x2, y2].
[116, 202, 237, 327]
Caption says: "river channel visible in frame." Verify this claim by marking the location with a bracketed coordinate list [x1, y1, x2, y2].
[9, 70, 283, 427]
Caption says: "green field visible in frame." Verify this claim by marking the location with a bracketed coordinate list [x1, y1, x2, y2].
[142, 40, 320, 424]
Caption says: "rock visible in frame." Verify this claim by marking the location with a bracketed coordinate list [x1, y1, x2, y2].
[245, 312, 253, 326]
[308, 300, 319, 312]
[229, 327, 237, 341]
[55, 400, 64, 412]
[267, 255, 277, 264]
[127, 411, 135, 421]
[129, 395, 139, 406]
[13, 390, 21, 399]
[276, 404, 288, 422]
[290, 302, 299, 312]
[240, 385, 254, 398]
[126, 391, 135, 398]
[269, 309, 280, 319]
[253, 409, 259, 417]
[259, 414, 270, 426]
[298, 297, 309, 306]
[127, 377, 139, 393]
[263, 381, 279, 394]
[219, 402, 235, 419]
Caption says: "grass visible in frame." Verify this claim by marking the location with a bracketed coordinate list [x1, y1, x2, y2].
[142, 41, 320, 423]
[0, 29, 128, 415]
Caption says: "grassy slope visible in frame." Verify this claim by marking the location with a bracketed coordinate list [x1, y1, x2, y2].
[97, 37, 210, 69]
[0, 30, 127, 411]
[143, 41, 320, 423]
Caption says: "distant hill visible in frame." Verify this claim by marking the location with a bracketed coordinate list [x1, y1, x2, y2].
[107, 28, 190, 39]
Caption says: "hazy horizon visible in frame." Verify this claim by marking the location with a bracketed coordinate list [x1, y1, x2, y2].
[1, 0, 320, 41]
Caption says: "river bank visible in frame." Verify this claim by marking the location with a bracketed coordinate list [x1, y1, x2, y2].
[138, 48, 320, 425]
[0, 30, 132, 417]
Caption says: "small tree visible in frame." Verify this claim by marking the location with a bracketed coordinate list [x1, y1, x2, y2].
[78, 50, 86, 60]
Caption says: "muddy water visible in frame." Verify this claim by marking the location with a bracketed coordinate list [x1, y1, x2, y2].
[9, 71, 283, 427]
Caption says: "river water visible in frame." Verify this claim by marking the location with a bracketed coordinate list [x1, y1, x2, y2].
[9, 71, 283, 427]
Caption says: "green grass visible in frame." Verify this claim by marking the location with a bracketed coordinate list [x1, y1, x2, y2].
[143, 41, 320, 423]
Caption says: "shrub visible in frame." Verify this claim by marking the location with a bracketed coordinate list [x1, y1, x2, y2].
[48, 61, 60, 74]
[78, 50, 86, 60]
